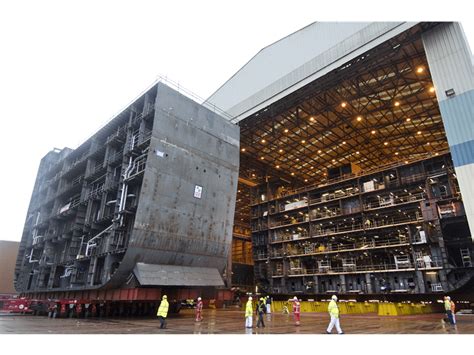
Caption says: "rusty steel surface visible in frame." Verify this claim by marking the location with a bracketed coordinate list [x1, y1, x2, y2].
[106, 83, 240, 289]
[1, 309, 473, 334]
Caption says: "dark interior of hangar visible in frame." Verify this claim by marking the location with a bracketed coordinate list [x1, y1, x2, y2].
[231, 23, 473, 295]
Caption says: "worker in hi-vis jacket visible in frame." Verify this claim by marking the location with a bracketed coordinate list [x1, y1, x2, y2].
[245, 296, 253, 328]
[326, 295, 344, 334]
[195, 297, 203, 322]
[157, 295, 169, 329]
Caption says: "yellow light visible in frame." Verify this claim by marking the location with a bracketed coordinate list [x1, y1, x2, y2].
[304, 179, 308, 182]
[332, 159, 336, 162]
[261, 139, 266, 143]
[279, 149, 283, 153]
[416, 66, 424, 73]
[276, 165, 280, 169]
[252, 173, 256, 177]
[291, 172, 295, 176]
[384, 142, 389, 146]
[435, 152, 439, 156]
[395, 152, 399, 156]
[406, 118, 411, 122]
[284, 129, 289, 133]
[371, 130, 376, 135]
[429, 86, 435, 93]
[405, 160, 409, 164]
[318, 150, 322, 154]
[296, 158, 300, 161]
[341, 102, 347, 108]
[356, 116, 362, 122]
[260, 156, 265, 160]
[394, 101, 400, 107]
[342, 141, 346, 145]
[356, 151, 360, 155]
[301, 140, 306, 144]
[417, 131, 422, 135]
[241, 148, 246, 152]
[426, 142, 431, 145]
[310, 166, 314, 169]
[310, 117, 315, 122]
[323, 172, 327, 176]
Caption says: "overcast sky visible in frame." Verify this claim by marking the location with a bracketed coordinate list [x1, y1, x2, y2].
[1, 0, 473, 242]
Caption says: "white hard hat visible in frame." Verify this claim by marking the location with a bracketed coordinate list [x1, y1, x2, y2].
[248, 296, 253, 301]
[198, 297, 201, 301]
[331, 295, 338, 301]
[293, 296, 298, 301]
[446, 296, 451, 300]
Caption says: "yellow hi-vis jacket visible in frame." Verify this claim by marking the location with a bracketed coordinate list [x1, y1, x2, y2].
[245, 300, 253, 317]
[157, 299, 169, 318]
[444, 299, 451, 311]
[328, 300, 339, 318]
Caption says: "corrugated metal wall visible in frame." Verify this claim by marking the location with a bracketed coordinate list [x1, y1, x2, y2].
[422, 22, 474, 239]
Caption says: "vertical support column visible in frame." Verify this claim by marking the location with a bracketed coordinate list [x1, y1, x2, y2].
[415, 271, 426, 293]
[422, 22, 474, 240]
[339, 274, 346, 293]
[365, 273, 373, 293]
[313, 275, 320, 293]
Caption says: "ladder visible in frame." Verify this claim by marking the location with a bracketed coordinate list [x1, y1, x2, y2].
[460, 249, 472, 267]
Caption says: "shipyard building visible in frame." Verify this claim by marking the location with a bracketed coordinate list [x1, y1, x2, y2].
[15, 21, 474, 304]
[208, 22, 474, 297]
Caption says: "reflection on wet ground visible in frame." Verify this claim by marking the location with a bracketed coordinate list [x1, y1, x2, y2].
[1, 309, 472, 334]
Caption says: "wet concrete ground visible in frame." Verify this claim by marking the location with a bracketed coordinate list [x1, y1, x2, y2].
[1, 309, 473, 334]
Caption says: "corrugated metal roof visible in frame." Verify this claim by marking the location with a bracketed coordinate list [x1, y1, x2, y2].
[208, 21, 418, 122]
[133, 263, 225, 287]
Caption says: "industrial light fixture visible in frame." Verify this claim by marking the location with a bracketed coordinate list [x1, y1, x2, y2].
[417, 131, 422, 135]
[341, 102, 347, 108]
[356, 116, 362, 122]
[356, 151, 360, 155]
[279, 149, 284, 153]
[332, 159, 336, 162]
[406, 118, 411, 122]
[296, 158, 300, 161]
[304, 179, 308, 182]
[318, 150, 322, 154]
[394, 101, 400, 107]
[276, 165, 280, 169]
[416, 66, 424, 73]
[384, 142, 389, 146]
[310, 117, 315, 122]
[260, 156, 265, 160]
[291, 172, 295, 176]
[284, 128, 289, 133]
[342, 141, 346, 145]
[405, 161, 409, 164]
[241, 148, 246, 152]
[261, 139, 266, 143]
[395, 152, 399, 156]
[301, 140, 306, 144]
[371, 130, 376, 135]
[429, 86, 435, 93]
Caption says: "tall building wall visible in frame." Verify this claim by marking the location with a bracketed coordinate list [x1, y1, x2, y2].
[423, 22, 474, 239]
[0, 241, 19, 294]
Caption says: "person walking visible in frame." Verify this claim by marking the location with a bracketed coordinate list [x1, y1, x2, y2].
[326, 295, 344, 334]
[292, 296, 301, 326]
[450, 297, 456, 325]
[245, 296, 253, 328]
[157, 295, 169, 329]
[444, 296, 454, 325]
[195, 297, 203, 322]
[266, 296, 272, 314]
[256, 297, 266, 328]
